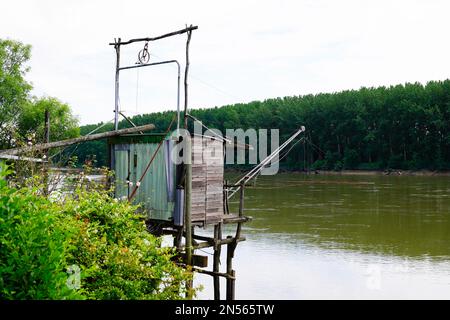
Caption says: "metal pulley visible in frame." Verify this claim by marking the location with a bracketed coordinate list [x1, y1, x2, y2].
[138, 41, 150, 64]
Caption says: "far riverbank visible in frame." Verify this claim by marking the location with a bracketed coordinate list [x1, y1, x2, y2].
[225, 167, 450, 177]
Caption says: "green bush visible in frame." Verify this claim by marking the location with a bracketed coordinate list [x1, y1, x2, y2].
[0, 163, 192, 299]
[0, 164, 80, 299]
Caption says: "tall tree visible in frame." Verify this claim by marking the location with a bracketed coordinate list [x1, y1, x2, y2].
[18, 97, 80, 144]
[0, 39, 32, 148]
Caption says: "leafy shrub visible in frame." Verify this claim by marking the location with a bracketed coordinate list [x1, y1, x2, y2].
[0, 162, 192, 299]
[61, 188, 191, 300]
[0, 163, 81, 299]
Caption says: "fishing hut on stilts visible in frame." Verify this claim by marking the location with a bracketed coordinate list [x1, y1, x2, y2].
[0, 25, 306, 300]
[108, 25, 251, 300]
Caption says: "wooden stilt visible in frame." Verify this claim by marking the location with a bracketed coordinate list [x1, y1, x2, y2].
[183, 27, 193, 300]
[184, 134, 193, 299]
[236, 182, 245, 240]
[213, 223, 222, 300]
[226, 238, 235, 301]
[173, 227, 183, 250]
[226, 182, 244, 300]
[43, 109, 50, 196]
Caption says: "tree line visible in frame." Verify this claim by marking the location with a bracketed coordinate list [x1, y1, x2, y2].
[77, 80, 450, 171]
[3, 38, 449, 171]
[0, 39, 79, 151]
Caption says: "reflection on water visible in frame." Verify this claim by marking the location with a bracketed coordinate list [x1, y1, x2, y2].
[195, 174, 450, 299]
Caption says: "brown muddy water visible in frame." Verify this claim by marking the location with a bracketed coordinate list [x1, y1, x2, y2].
[193, 173, 450, 299]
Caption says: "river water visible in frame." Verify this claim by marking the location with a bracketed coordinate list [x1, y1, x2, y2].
[194, 173, 450, 299]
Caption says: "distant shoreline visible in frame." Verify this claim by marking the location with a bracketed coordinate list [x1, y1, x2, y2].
[225, 168, 450, 177]
[308, 169, 450, 177]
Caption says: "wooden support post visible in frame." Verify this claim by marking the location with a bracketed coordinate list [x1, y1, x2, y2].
[43, 109, 50, 196]
[226, 237, 236, 301]
[225, 180, 230, 215]
[184, 135, 193, 299]
[183, 26, 193, 300]
[44, 110, 50, 146]
[236, 182, 245, 240]
[114, 39, 121, 131]
[226, 183, 244, 300]
[173, 227, 183, 250]
[213, 223, 222, 300]
[223, 179, 228, 215]
[230, 270, 236, 299]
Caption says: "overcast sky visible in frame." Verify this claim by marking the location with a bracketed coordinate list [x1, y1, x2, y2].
[1, 0, 449, 125]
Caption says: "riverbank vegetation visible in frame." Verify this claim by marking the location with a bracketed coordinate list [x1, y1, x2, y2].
[3, 38, 450, 172]
[0, 39, 79, 151]
[1, 39, 195, 300]
[76, 80, 450, 171]
[0, 163, 192, 299]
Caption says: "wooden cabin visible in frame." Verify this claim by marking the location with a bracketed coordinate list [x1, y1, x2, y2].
[191, 136, 224, 225]
[108, 133, 224, 227]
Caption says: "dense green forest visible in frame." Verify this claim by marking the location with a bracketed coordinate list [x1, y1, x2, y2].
[76, 80, 450, 171]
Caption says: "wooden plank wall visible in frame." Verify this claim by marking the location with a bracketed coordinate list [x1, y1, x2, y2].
[191, 136, 224, 225]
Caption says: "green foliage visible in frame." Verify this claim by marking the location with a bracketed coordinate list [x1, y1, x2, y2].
[0, 164, 192, 300]
[18, 97, 80, 144]
[0, 163, 81, 299]
[0, 39, 32, 148]
[61, 188, 191, 300]
[343, 149, 359, 169]
[356, 162, 383, 171]
[0, 39, 79, 151]
[76, 79, 450, 171]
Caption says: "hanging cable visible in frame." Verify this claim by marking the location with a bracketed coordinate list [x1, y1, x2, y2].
[231, 129, 306, 184]
[150, 51, 242, 102]
[186, 113, 231, 143]
[227, 127, 306, 199]
[135, 67, 140, 113]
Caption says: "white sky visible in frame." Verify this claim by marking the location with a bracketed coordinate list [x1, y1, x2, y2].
[1, 0, 449, 125]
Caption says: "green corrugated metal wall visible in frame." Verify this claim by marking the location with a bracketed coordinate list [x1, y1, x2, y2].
[112, 138, 175, 221]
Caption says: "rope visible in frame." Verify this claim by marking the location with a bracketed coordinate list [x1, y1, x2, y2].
[186, 113, 230, 143]
[128, 115, 176, 202]
[227, 127, 305, 198]
[266, 137, 305, 166]
[150, 51, 242, 102]
[307, 138, 326, 156]
[135, 67, 140, 113]
[232, 128, 305, 184]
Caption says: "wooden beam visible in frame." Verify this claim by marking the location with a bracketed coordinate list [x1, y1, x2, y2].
[178, 236, 246, 251]
[192, 268, 235, 280]
[0, 124, 155, 156]
[174, 253, 208, 268]
[213, 223, 222, 300]
[183, 26, 194, 300]
[222, 215, 252, 225]
[0, 154, 47, 163]
[226, 239, 235, 300]
[109, 26, 198, 46]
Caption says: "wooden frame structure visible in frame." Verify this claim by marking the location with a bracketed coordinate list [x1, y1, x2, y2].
[109, 26, 250, 300]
